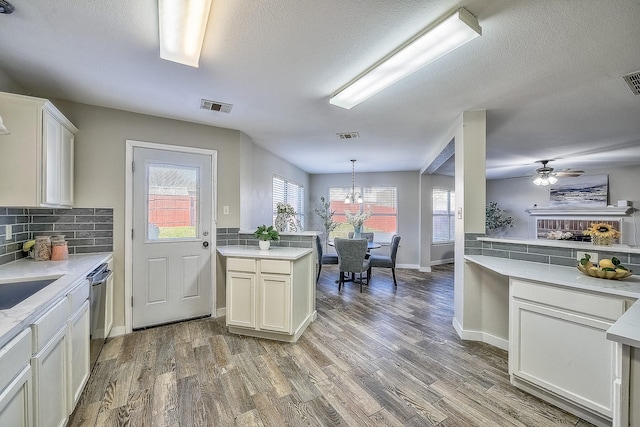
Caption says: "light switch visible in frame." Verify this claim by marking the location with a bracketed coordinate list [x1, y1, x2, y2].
[223, 206, 230, 215]
[5, 224, 12, 241]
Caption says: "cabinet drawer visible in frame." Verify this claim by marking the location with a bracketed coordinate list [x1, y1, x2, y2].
[227, 258, 256, 273]
[31, 298, 68, 353]
[0, 329, 31, 390]
[511, 278, 626, 322]
[261, 259, 291, 275]
[67, 279, 90, 314]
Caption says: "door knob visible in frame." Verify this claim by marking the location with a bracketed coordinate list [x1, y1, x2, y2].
[203, 241, 209, 248]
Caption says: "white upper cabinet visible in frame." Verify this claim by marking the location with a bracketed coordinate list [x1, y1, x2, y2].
[0, 91, 78, 208]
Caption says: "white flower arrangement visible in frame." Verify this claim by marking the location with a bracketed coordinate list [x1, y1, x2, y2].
[277, 202, 297, 215]
[345, 209, 372, 227]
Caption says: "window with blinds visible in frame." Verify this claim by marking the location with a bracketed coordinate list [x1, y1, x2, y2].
[272, 175, 305, 227]
[433, 188, 455, 243]
[328, 186, 397, 243]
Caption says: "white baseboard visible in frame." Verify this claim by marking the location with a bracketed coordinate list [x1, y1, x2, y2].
[431, 258, 454, 266]
[419, 266, 432, 272]
[216, 307, 226, 317]
[108, 325, 127, 337]
[452, 317, 508, 351]
[396, 263, 420, 269]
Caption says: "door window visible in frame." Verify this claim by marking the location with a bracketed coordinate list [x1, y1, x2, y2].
[146, 163, 199, 241]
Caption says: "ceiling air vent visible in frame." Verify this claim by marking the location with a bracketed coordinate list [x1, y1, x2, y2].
[337, 132, 359, 140]
[622, 70, 640, 95]
[200, 99, 233, 113]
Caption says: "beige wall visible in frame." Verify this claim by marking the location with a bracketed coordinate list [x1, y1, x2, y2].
[51, 100, 244, 330]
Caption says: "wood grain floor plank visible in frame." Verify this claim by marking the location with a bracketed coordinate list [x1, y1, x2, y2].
[70, 264, 597, 427]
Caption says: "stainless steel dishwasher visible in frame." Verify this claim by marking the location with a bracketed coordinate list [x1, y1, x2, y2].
[87, 262, 113, 368]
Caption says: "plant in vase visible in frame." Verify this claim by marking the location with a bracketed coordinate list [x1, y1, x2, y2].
[254, 224, 280, 250]
[314, 196, 339, 250]
[582, 222, 620, 246]
[485, 201, 515, 236]
[275, 202, 302, 232]
[345, 209, 372, 238]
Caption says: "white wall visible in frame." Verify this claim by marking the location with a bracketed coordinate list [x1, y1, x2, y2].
[247, 144, 309, 230]
[46, 99, 245, 327]
[487, 165, 640, 245]
[309, 171, 420, 267]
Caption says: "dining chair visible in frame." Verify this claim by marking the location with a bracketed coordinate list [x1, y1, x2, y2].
[315, 235, 338, 283]
[334, 238, 370, 292]
[368, 235, 401, 287]
[347, 232, 374, 242]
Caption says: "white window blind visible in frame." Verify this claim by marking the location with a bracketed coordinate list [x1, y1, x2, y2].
[433, 188, 455, 243]
[328, 186, 397, 243]
[272, 175, 305, 227]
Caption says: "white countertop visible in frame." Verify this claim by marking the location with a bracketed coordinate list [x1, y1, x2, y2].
[0, 253, 112, 349]
[465, 255, 640, 348]
[217, 245, 313, 260]
[238, 230, 321, 237]
[479, 236, 640, 254]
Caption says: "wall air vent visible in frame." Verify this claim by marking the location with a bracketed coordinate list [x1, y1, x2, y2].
[337, 132, 360, 140]
[622, 70, 640, 95]
[200, 99, 233, 113]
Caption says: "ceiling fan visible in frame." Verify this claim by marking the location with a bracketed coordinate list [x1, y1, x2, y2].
[533, 160, 585, 186]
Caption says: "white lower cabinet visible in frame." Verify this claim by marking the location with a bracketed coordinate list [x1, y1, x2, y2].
[0, 329, 33, 427]
[31, 298, 69, 427]
[225, 253, 313, 342]
[67, 300, 90, 412]
[509, 278, 631, 427]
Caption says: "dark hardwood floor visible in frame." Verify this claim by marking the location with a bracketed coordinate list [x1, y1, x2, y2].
[69, 264, 595, 426]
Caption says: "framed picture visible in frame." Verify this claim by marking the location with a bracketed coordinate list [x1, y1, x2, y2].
[549, 175, 608, 208]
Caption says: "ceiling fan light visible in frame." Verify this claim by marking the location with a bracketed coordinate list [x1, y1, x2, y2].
[548, 176, 558, 185]
[533, 177, 543, 185]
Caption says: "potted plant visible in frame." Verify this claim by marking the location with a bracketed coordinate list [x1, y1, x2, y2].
[485, 201, 515, 236]
[254, 224, 280, 250]
[314, 196, 338, 250]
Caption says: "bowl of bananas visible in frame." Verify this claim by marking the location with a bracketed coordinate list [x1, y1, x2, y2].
[577, 255, 633, 280]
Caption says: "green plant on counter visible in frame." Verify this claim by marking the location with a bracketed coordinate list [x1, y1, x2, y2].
[254, 225, 280, 241]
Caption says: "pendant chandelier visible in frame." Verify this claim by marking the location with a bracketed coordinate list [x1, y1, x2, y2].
[344, 159, 363, 204]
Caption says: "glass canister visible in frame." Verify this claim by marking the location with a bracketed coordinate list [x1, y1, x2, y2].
[34, 236, 52, 261]
[51, 240, 69, 261]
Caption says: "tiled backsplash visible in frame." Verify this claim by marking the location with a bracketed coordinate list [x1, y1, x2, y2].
[464, 232, 640, 272]
[0, 207, 113, 266]
[216, 227, 315, 249]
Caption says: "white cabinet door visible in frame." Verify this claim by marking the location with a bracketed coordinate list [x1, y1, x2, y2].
[59, 125, 74, 207]
[32, 327, 68, 427]
[258, 273, 291, 333]
[226, 271, 256, 328]
[0, 329, 33, 427]
[0, 367, 32, 427]
[67, 301, 90, 413]
[510, 279, 628, 423]
[43, 111, 62, 206]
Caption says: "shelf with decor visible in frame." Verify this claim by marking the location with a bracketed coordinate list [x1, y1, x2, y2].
[525, 207, 633, 216]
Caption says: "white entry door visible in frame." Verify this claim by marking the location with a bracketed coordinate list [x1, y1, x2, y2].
[132, 147, 213, 329]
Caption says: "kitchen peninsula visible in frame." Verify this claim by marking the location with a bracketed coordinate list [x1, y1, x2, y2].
[217, 245, 314, 342]
[464, 236, 640, 427]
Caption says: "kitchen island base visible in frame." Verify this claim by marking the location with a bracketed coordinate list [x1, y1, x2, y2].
[218, 246, 315, 343]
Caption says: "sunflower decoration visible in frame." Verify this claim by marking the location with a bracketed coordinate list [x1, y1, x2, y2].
[582, 222, 621, 245]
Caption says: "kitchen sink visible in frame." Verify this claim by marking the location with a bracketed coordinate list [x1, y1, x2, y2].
[0, 279, 58, 310]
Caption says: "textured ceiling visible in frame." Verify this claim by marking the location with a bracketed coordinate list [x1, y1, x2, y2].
[0, 0, 639, 179]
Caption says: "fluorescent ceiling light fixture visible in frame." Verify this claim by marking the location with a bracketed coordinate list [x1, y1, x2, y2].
[330, 7, 481, 110]
[158, 0, 212, 67]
